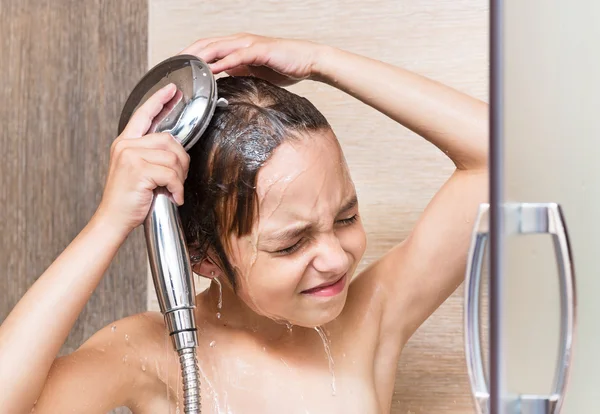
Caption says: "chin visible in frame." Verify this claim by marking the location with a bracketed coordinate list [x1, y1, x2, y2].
[290, 291, 349, 328]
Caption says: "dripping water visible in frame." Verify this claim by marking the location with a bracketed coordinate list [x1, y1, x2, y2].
[214, 278, 223, 309]
[314, 326, 336, 396]
[214, 277, 223, 320]
[198, 357, 220, 412]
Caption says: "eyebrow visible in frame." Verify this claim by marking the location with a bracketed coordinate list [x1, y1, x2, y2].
[263, 194, 358, 245]
[338, 194, 358, 215]
[265, 223, 313, 245]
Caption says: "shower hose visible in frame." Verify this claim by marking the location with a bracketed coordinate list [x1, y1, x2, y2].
[178, 347, 201, 413]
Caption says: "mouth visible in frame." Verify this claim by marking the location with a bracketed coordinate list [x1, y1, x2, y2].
[301, 273, 347, 297]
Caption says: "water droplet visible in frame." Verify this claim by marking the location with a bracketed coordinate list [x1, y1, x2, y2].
[314, 326, 336, 396]
[216, 312, 221, 319]
[125, 334, 129, 342]
[141, 364, 146, 372]
[193, 76, 197, 80]
[111, 325, 117, 332]
[214, 278, 223, 309]
[122, 354, 128, 363]
[209, 340, 216, 348]
[202, 72, 207, 76]
[165, 117, 170, 122]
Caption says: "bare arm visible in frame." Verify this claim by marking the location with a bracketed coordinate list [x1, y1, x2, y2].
[312, 45, 487, 171]
[0, 83, 189, 413]
[0, 215, 128, 413]
[312, 45, 488, 344]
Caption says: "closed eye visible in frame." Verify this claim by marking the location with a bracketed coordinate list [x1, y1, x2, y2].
[273, 238, 306, 255]
[336, 214, 358, 226]
[271, 215, 357, 255]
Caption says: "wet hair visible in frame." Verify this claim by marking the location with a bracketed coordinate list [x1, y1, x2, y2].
[179, 76, 330, 290]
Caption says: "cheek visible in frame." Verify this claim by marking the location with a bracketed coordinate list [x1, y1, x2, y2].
[236, 253, 309, 313]
[342, 223, 367, 262]
[245, 253, 308, 294]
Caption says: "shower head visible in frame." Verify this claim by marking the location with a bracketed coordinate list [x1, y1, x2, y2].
[118, 54, 220, 150]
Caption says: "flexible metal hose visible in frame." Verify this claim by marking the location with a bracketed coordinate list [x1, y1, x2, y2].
[178, 347, 201, 413]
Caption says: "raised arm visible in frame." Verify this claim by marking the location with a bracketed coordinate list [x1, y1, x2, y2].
[312, 44, 488, 345]
[312, 45, 487, 171]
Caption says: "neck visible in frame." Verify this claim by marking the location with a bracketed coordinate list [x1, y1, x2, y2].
[195, 277, 301, 342]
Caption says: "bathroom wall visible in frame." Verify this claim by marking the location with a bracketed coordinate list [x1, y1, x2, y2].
[148, 1, 488, 412]
[0, 0, 148, 355]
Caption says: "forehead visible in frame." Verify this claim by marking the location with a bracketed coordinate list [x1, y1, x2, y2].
[255, 131, 352, 226]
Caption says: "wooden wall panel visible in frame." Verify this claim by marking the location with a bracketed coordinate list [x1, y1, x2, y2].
[0, 0, 148, 356]
[149, 1, 488, 413]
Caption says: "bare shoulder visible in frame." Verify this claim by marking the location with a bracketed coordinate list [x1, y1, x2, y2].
[82, 310, 167, 350]
[34, 312, 167, 413]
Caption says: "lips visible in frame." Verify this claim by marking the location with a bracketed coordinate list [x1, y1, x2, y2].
[301, 273, 347, 296]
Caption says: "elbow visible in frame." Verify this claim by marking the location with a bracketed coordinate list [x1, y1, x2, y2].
[453, 132, 488, 172]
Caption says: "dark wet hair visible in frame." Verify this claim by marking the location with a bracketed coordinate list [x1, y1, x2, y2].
[179, 76, 330, 290]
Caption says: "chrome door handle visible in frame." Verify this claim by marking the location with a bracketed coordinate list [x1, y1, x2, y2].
[464, 203, 490, 414]
[464, 203, 576, 414]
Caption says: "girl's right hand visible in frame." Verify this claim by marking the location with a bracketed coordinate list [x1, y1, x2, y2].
[94, 83, 190, 236]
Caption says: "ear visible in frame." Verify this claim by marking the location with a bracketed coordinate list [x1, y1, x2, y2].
[189, 246, 223, 280]
[192, 258, 222, 279]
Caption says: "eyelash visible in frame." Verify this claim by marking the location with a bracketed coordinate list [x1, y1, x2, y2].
[274, 214, 358, 255]
[275, 238, 305, 255]
[337, 214, 358, 226]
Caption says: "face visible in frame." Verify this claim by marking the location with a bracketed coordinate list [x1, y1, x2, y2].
[226, 129, 367, 327]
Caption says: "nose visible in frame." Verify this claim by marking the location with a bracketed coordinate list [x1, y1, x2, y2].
[312, 233, 350, 276]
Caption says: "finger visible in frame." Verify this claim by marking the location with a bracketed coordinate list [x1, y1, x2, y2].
[114, 133, 190, 176]
[144, 163, 185, 206]
[135, 148, 186, 183]
[193, 38, 254, 64]
[209, 45, 267, 75]
[179, 34, 243, 56]
[224, 66, 253, 77]
[121, 83, 177, 138]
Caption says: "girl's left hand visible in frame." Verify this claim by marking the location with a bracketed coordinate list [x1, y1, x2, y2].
[179, 33, 324, 87]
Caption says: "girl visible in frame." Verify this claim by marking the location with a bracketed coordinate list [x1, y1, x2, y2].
[0, 33, 487, 413]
